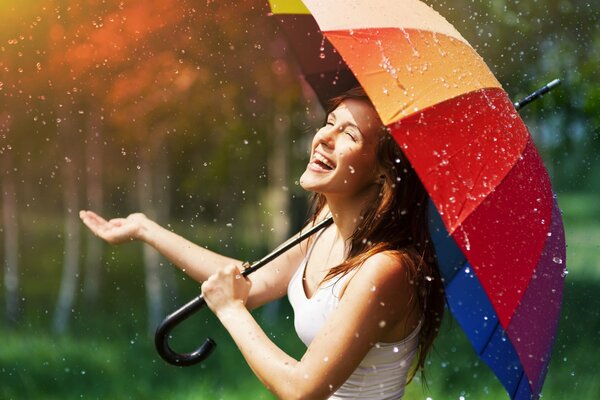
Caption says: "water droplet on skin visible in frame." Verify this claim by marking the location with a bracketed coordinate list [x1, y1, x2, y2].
[323, 356, 329, 362]
[349, 165, 355, 174]
[371, 285, 377, 292]
[379, 320, 386, 328]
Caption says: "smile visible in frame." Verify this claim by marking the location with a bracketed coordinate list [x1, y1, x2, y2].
[312, 151, 335, 171]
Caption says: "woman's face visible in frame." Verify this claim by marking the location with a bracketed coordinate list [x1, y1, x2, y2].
[300, 99, 384, 199]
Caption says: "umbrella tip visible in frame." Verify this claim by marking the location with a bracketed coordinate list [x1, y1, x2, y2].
[547, 78, 561, 89]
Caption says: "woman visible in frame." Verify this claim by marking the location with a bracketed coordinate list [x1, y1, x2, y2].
[80, 86, 445, 399]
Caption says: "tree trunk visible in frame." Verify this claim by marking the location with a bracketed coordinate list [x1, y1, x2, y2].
[2, 151, 20, 324]
[138, 149, 164, 334]
[53, 156, 81, 334]
[83, 109, 104, 306]
[262, 110, 291, 323]
[154, 141, 178, 310]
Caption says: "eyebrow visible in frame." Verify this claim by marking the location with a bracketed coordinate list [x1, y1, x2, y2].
[328, 111, 364, 137]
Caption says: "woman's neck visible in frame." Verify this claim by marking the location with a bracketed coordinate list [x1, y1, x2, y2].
[323, 184, 379, 241]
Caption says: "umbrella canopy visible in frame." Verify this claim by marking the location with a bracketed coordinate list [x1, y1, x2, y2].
[268, 0, 566, 399]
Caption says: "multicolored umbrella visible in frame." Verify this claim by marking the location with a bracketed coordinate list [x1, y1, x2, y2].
[268, 0, 566, 399]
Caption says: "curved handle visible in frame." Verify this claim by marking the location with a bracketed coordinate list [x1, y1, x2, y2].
[154, 294, 216, 366]
[155, 216, 334, 366]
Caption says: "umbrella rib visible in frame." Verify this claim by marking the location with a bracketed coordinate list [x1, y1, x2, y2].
[446, 133, 498, 223]
[510, 369, 528, 399]
[477, 318, 500, 357]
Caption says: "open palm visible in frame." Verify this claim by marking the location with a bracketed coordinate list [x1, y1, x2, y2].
[79, 210, 146, 245]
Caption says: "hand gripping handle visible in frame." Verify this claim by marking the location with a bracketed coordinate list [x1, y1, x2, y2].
[154, 216, 334, 366]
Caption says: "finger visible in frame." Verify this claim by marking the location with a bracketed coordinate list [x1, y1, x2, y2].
[225, 264, 239, 275]
[80, 214, 103, 235]
[88, 212, 110, 226]
[81, 212, 107, 231]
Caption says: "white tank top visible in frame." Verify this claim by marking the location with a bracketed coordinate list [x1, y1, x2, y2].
[287, 233, 421, 400]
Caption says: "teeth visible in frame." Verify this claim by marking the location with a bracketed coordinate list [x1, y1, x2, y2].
[314, 152, 334, 169]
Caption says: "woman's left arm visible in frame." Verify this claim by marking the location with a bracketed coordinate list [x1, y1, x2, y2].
[202, 252, 416, 400]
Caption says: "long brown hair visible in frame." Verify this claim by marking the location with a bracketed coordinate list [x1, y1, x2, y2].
[308, 86, 445, 382]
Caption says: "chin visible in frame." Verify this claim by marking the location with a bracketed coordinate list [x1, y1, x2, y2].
[299, 171, 326, 193]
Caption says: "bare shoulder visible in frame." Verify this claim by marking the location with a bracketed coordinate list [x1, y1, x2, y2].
[338, 250, 420, 341]
[354, 251, 410, 287]
[339, 250, 415, 303]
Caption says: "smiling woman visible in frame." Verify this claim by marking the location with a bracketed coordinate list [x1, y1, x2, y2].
[81, 86, 445, 399]
[300, 94, 382, 201]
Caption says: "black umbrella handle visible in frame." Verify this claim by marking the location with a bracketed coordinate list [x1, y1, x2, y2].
[154, 294, 217, 366]
[514, 78, 561, 110]
[155, 216, 334, 366]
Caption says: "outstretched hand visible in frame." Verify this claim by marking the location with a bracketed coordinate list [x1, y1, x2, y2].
[79, 210, 147, 245]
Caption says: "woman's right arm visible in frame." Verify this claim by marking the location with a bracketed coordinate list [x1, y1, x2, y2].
[79, 210, 306, 309]
[80, 210, 241, 283]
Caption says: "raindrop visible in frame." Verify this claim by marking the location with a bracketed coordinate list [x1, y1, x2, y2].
[323, 356, 329, 362]
[319, 36, 326, 59]
[393, 346, 399, 353]
[348, 165, 355, 174]
[552, 257, 563, 264]
[379, 320, 386, 328]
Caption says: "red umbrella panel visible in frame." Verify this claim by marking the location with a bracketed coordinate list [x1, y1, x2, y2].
[268, 0, 566, 399]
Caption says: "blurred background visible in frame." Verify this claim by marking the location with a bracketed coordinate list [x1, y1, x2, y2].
[0, 0, 598, 398]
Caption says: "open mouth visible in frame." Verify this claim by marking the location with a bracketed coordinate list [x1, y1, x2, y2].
[313, 152, 335, 170]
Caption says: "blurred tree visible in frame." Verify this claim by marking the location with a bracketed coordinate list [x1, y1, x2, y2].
[0, 112, 20, 324]
[0, 2, 53, 324]
[436, 0, 600, 191]
[1, 0, 596, 341]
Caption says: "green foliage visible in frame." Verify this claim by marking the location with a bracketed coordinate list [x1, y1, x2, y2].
[1, 193, 599, 398]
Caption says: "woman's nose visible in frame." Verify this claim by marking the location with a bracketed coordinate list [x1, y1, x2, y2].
[317, 125, 336, 148]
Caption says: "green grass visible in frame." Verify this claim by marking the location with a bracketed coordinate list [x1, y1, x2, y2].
[1, 192, 599, 399]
